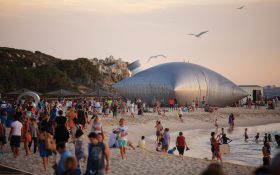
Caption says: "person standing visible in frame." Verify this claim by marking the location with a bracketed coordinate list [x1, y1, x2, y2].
[28, 118, 39, 154]
[117, 118, 128, 160]
[262, 141, 271, 166]
[228, 113, 235, 128]
[178, 107, 184, 122]
[112, 101, 118, 118]
[8, 114, 22, 158]
[162, 128, 170, 153]
[255, 133, 260, 143]
[176, 132, 188, 156]
[72, 118, 85, 171]
[244, 128, 249, 142]
[129, 102, 135, 118]
[91, 116, 103, 138]
[38, 126, 52, 171]
[22, 117, 32, 156]
[220, 134, 232, 144]
[0, 120, 6, 155]
[191, 100, 196, 112]
[210, 132, 221, 161]
[66, 107, 77, 131]
[86, 132, 110, 175]
[54, 110, 69, 145]
[77, 105, 87, 129]
[155, 121, 163, 143]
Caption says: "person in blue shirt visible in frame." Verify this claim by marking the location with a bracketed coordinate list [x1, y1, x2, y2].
[50, 106, 58, 121]
[86, 132, 110, 175]
[54, 143, 72, 175]
[168, 147, 176, 155]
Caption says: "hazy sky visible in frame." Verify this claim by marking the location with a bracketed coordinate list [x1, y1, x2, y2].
[0, 0, 279, 86]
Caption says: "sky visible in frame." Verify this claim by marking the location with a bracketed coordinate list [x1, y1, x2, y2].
[0, 0, 279, 86]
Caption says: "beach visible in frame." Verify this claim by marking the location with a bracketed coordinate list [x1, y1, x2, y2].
[0, 106, 279, 175]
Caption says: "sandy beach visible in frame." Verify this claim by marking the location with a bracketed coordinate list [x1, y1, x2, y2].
[0, 106, 280, 175]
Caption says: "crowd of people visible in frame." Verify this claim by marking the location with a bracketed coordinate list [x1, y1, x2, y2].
[0, 95, 279, 175]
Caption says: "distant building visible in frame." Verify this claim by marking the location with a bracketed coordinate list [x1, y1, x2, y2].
[239, 85, 263, 104]
[263, 86, 280, 99]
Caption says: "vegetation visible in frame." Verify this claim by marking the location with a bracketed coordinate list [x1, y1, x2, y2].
[0, 47, 101, 93]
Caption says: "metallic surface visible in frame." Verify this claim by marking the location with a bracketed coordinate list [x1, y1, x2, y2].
[113, 62, 248, 106]
[128, 60, 142, 76]
[17, 91, 40, 105]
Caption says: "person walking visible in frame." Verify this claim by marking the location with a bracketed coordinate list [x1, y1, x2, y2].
[28, 118, 39, 154]
[86, 132, 110, 175]
[176, 132, 188, 155]
[8, 114, 22, 158]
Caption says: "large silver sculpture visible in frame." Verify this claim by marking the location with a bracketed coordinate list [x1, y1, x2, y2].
[113, 62, 247, 107]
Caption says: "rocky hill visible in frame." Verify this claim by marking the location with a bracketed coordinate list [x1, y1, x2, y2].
[0, 47, 130, 93]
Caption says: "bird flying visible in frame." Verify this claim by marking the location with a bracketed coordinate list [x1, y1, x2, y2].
[188, 31, 208, 38]
[147, 54, 167, 62]
[237, 5, 245, 9]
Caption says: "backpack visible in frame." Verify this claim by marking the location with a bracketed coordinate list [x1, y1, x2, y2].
[0, 123, 5, 137]
[75, 125, 84, 138]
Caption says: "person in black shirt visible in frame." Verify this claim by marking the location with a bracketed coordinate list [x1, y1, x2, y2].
[54, 110, 69, 144]
[39, 114, 53, 135]
[55, 110, 67, 128]
[77, 105, 87, 129]
[112, 101, 118, 118]
[264, 133, 268, 143]
[220, 134, 232, 144]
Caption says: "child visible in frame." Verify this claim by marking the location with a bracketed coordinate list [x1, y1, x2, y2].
[255, 133, 260, 143]
[268, 134, 272, 142]
[108, 129, 117, 148]
[214, 118, 218, 129]
[178, 107, 183, 122]
[117, 118, 128, 160]
[138, 136, 146, 149]
[244, 128, 249, 142]
[168, 147, 176, 155]
[156, 142, 162, 152]
[221, 128, 225, 135]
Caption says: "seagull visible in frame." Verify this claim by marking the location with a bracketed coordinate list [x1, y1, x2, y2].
[237, 5, 245, 9]
[147, 54, 167, 62]
[188, 31, 208, 38]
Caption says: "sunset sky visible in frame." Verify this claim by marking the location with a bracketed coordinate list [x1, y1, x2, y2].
[0, 0, 279, 86]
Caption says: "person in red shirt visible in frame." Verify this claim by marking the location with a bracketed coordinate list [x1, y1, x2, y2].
[169, 99, 174, 110]
[176, 132, 189, 155]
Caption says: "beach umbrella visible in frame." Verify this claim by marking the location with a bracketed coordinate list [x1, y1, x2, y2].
[45, 89, 80, 96]
[6, 88, 42, 96]
[85, 89, 114, 97]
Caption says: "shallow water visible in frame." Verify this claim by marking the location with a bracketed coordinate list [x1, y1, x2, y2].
[148, 123, 280, 166]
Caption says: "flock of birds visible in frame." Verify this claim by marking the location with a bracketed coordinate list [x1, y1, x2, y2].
[146, 5, 245, 62]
